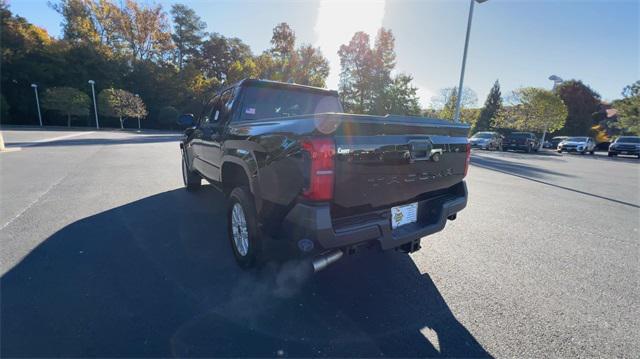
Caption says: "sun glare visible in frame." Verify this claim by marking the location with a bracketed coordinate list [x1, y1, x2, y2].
[314, 0, 386, 91]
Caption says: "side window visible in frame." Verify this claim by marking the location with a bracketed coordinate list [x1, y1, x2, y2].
[208, 95, 222, 124]
[218, 89, 235, 123]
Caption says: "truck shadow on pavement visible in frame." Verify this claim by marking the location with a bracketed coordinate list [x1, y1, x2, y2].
[1, 186, 490, 358]
[471, 154, 572, 180]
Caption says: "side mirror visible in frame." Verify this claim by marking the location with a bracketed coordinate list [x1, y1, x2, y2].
[177, 114, 195, 128]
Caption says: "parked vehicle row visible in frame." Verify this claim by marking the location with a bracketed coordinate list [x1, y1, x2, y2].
[469, 131, 639, 159]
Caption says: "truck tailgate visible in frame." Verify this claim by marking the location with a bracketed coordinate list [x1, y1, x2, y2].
[332, 116, 469, 213]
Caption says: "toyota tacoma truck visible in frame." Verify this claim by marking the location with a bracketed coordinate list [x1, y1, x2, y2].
[179, 79, 470, 271]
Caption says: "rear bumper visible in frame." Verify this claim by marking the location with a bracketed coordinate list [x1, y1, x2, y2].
[278, 182, 467, 258]
[470, 143, 489, 149]
[609, 148, 639, 155]
[503, 144, 529, 151]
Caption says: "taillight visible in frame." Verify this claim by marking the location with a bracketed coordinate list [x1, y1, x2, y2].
[464, 143, 471, 177]
[301, 138, 335, 201]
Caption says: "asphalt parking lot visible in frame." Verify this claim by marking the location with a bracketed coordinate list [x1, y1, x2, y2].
[1, 128, 638, 357]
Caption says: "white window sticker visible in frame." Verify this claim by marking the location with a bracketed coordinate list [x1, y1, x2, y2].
[245, 107, 256, 115]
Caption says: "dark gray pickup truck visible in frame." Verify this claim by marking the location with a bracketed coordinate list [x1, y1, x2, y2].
[179, 79, 470, 271]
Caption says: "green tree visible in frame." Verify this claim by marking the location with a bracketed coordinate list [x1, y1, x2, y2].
[50, 0, 99, 45]
[292, 44, 329, 87]
[98, 88, 145, 128]
[432, 87, 477, 121]
[170, 4, 206, 70]
[198, 33, 252, 82]
[269, 22, 295, 80]
[226, 58, 259, 84]
[41, 87, 91, 126]
[158, 105, 179, 127]
[613, 80, 640, 135]
[338, 31, 373, 113]
[384, 74, 421, 115]
[496, 88, 567, 138]
[370, 28, 395, 114]
[556, 80, 601, 135]
[474, 80, 502, 132]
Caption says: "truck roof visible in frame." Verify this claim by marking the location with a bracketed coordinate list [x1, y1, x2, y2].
[222, 78, 339, 96]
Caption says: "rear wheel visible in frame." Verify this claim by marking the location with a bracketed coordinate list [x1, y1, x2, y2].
[227, 186, 262, 268]
[182, 152, 201, 190]
[608, 152, 616, 157]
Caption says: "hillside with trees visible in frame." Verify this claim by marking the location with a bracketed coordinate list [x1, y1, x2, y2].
[0, 0, 637, 136]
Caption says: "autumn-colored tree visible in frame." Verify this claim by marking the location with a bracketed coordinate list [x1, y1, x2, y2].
[114, 0, 174, 61]
[41, 87, 91, 126]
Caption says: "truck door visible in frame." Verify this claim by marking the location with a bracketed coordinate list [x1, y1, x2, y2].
[200, 88, 234, 181]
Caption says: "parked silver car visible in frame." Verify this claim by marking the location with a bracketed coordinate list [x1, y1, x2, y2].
[469, 132, 503, 151]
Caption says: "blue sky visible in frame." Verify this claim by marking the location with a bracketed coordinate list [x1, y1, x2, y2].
[8, 0, 640, 107]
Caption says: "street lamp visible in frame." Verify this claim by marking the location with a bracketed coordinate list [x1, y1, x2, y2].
[454, 0, 488, 123]
[549, 75, 563, 91]
[88, 80, 99, 129]
[538, 75, 564, 149]
[30, 84, 43, 126]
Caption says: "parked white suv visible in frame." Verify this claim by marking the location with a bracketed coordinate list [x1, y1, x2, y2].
[557, 137, 596, 154]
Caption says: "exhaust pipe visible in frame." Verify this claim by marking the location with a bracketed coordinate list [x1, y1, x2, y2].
[311, 250, 344, 272]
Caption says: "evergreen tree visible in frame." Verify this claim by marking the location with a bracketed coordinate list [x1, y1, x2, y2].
[474, 80, 502, 132]
[170, 4, 207, 70]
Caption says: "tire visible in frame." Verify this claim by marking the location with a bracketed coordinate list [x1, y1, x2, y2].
[557, 150, 562, 153]
[526, 145, 531, 153]
[589, 150, 595, 155]
[227, 186, 262, 268]
[608, 152, 616, 157]
[182, 152, 201, 190]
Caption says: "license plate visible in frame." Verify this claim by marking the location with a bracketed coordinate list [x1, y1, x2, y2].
[621, 151, 628, 154]
[391, 202, 418, 229]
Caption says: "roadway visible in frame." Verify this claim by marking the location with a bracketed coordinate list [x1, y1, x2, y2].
[1, 128, 638, 357]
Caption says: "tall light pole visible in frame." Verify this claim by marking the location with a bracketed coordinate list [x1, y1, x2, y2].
[538, 75, 564, 149]
[88, 80, 99, 129]
[30, 84, 43, 127]
[454, 0, 488, 123]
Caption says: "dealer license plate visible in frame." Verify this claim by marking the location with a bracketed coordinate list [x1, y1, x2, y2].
[391, 202, 418, 229]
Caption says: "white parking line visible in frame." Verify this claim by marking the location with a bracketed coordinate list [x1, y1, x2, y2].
[18, 131, 95, 147]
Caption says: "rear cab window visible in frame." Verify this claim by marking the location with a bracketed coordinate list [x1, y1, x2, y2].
[235, 84, 343, 122]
